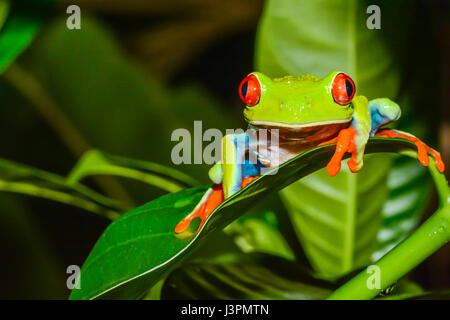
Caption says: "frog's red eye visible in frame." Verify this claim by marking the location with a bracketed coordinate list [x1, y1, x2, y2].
[239, 74, 261, 106]
[332, 73, 355, 105]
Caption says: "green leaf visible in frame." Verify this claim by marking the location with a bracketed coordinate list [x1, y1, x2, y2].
[224, 209, 295, 260]
[372, 156, 432, 261]
[279, 155, 391, 278]
[68, 150, 200, 193]
[145, 231, 241, 300]
[224, 193, 297, 260]
[68, 138, 430, 299]
[0, 0, 54, 73]
[0, 158, 129, 219]
[161, 253, 333, 300]
[256, 0, 415, 278]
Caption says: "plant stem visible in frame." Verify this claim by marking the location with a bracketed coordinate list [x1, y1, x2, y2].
[327, 203, 450, 300]
[0, 180, 120, 220]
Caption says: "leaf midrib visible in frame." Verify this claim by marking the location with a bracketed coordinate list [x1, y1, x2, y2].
[342, 0, 357, 272]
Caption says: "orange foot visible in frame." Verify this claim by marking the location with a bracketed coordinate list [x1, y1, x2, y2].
[374, 129, 445, 173]
[174, 184, 224, 234]
[319, 127, 360, 176]
[174, 175, 260, 234]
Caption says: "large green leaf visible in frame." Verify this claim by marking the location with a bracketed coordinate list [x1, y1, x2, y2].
[256, 0, 412, 97]
[161, 253, 333, 300]
[256, 0, 415, 278]
[0, 0, 54, 73]
[68, 138, 430, 299]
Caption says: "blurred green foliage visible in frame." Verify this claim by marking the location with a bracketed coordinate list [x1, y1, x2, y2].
[0, 0, 54, 73]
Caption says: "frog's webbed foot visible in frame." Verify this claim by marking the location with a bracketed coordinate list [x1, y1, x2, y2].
[174, 175, 260, 234]
[374, 129, 445, 173]
[319, 127, 361, 176]
[174, 185, 224, 234]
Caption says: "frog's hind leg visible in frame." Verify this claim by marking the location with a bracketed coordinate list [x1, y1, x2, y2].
[174, 161, 262, 234]
[174, 184, 224, 234]
[374, 129, 445, 173]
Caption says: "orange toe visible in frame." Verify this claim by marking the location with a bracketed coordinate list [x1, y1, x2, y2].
[327, 158, 342, 177]
[347, 155, 360, 173]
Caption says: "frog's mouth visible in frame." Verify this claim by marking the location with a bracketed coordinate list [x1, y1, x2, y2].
[247, 119, 352, 142]
[247, 119, 351, 129]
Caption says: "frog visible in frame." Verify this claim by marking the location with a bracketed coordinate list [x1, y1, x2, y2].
[174, 71, 445, 234]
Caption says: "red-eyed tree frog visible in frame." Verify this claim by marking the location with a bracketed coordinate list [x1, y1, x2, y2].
[175, 71, 445, 234]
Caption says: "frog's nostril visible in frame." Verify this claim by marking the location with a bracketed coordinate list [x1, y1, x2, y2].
[239, 74, 261, 107]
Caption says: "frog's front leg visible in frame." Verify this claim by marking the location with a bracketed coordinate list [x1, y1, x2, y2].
[320, 96, 372, 176]
[175, 133, 260, 234]
[366, 98, 444, 172]
[320, 97, 445, 176]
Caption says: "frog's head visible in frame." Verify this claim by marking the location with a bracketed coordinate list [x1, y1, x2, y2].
[240, 71, 356, 131]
